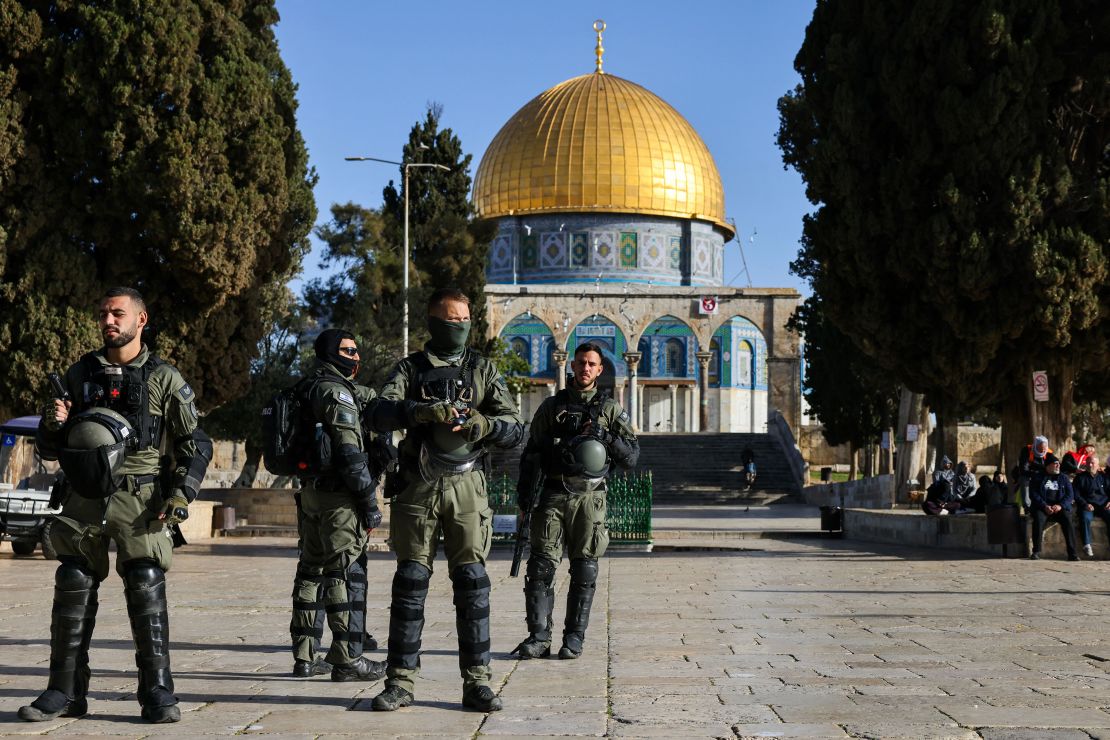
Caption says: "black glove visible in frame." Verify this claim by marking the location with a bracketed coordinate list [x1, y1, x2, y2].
[356, 494, 383, 531]
[589, 424, 616, 449]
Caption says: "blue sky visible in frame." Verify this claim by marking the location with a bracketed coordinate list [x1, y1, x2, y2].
[273, 0, 817, 293]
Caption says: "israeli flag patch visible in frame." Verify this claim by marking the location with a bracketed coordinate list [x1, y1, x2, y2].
[338, 391, 355, 406]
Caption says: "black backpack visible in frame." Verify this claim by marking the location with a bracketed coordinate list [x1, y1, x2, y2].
[261, 379, 320, 477]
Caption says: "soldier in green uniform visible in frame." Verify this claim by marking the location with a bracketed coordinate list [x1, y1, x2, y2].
[512, 342, 639, 660]
[364, 288, 524, 713]
[21, 287, 212, 724]
[289, 329, 386, 682]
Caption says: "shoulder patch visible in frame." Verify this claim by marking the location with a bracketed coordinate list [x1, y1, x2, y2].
[618, 410, 631, 424]
[337, 391, 355, 407]
[173, 383, 195, 404]
[492, 374, 508, 393]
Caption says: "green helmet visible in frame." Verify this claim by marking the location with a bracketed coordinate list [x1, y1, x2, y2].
[569, 436, 609, 478]
[65, 407, 133, 473]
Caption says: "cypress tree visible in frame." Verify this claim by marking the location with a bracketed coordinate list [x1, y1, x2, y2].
[778, 0, 1109, 455]
[0, 0, 316, 417]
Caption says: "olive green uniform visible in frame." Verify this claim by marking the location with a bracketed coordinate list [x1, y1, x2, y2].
[367, 349, 523, 695]
[516, 384, 638, 658]
[30, 345, 210, 720]
[50, 347, 204, 579]
[290, 362, 377, 667]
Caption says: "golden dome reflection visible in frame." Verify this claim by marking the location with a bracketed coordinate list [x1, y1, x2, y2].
[473, 71, 733, 238]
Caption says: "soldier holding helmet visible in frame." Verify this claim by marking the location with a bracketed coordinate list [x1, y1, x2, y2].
[21, 287, 211, 724]
[363, 288, 524, 713]
[512, 342, 638, 661]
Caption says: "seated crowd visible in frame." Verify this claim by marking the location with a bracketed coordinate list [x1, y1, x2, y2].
[921, 436, 1110, 561]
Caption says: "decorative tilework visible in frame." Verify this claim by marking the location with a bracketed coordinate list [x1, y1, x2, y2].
[521, 233, 538, 269]
[692, 237, 710, 275]
[619, 232, 637, 268]
[641, 233, 665, 269]
[591, 231, 618, 268]
[713, 243, 723, 279]
[570, 232, 589, 268]
[489, 234, 513, 272]
[668, 236, 682, 270]
[540, 232, 567, 268]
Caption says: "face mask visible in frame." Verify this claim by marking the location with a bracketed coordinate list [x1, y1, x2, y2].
[427, 316, 471, 355]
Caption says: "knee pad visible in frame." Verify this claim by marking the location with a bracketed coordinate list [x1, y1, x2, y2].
[525, 556, 557, 586]
[449, 562, 490, 593]
[123, 560, 164, 591]
[56, 561, 98, 591]
[568, 558, 598, 587]
[393, 560, 431, 595]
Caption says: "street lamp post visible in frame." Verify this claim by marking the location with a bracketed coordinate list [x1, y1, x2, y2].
[344, 155, 450, 355]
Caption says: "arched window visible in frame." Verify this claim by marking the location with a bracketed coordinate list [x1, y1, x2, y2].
[664, 338, 685, 376]
[510, 337, 529, 367]
[737, 341, 753, 387]
[637, 337, 650, 376]
[708, 338, 720, 386]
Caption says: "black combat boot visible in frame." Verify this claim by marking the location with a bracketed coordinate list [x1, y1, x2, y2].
[462, 684, 503, 712]
[330, 655, 387, 681]
[512, 556, 555, 659]
[124, 562, 180, 724]
[19, 562, 99, 721]
[292, 656, 331, 678]
[559, 558, 598, 659]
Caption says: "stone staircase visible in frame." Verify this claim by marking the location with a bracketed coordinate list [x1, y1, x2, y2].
[488, 431, 801, 505]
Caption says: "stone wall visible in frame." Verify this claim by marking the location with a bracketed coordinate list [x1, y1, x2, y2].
[803, 475, 894, 509]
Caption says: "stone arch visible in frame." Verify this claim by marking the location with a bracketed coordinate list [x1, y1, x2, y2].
[710, 315, 768, 390]
[637, 315, 698, 379]
[499, 312, 556, 377]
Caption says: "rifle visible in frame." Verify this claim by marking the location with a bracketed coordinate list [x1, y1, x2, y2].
[510, 469, 544, 577]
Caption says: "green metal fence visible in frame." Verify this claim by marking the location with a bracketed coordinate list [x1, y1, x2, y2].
[487, 472, 653, 548]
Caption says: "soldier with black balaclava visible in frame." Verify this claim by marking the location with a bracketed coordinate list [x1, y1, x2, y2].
[289, 329, 386, 682]
[363, 288, 523, 713]
[512, 342, 638, 662]
[21, 287, 212, 724]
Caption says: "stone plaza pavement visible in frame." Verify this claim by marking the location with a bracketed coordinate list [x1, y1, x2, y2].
[1, 507, 1110, 738]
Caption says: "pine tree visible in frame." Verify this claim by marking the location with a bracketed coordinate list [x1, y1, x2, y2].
[381, 104, 495, 349]
[0, 0, 316, 417]
[778, 0, 1109, 456]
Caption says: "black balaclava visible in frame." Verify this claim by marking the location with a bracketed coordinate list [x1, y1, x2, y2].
[314, 328, 358, 378]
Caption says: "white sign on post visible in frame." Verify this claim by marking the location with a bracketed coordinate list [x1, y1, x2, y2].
[492, 514, 517, 535]
[1032, 370, 1049, 402]
[881, 431, 890, 450]
[698, 296, 719, 315]
[906, 424, 919, 442]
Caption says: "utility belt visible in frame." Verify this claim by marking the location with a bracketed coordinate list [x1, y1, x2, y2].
[542, 474, 607, 496]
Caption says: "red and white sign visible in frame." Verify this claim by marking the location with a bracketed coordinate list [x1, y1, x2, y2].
[698, 296, 719, 315]
[1032, 370, 1049, 402]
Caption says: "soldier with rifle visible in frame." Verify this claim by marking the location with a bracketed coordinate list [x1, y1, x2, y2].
[512, 342, 638, 660]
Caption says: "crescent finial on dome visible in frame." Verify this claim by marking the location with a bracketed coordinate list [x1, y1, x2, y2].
[594, 20, 606, 74]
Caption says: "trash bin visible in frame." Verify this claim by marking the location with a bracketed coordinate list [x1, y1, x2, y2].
[819, 505, 842, 532]
[820, 467, 833, 482]
[986, 504, 1022, 545]
[212, 505, 237, 532]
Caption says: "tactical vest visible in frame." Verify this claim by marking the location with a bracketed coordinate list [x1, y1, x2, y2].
[548, 388, 609, 478]
[402, 350, 484, 481]
[76, 352, 164, 451]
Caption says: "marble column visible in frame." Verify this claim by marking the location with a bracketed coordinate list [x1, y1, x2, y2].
[667, 384, 677, 432]
[553, 350, 569, 391]
[695, 351, 712, 433]
[623, 352, 642, 433]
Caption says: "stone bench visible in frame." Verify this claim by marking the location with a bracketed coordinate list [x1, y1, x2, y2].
[842, 507, 1109, 559]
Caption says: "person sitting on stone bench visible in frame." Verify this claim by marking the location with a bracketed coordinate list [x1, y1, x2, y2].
[1073, 451, 1110, 559]
[1029, 453, 1079, 561]
[952, 461, 985, 513]
[922, 477, 962, 516]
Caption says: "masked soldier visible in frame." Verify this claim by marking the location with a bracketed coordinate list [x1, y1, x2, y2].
[513, 342, 638, 661]
[364, 288, 524, 713]
[289, 329, 386, 682]
[21, 287, 212, 724]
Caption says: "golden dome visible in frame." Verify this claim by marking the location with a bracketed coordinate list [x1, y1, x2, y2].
[473, 72, 733, 237]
